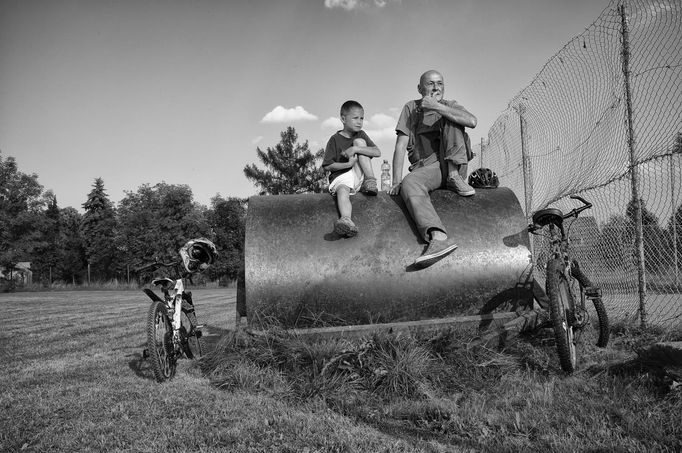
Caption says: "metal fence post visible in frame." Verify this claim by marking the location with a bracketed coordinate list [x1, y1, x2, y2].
[480, 137, 485, 169]
[620, 2, 647, 328]
[672, 151, 679, 287]
[519, 104, 532, 218]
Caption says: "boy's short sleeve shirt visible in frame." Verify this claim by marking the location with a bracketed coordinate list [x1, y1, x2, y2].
[395, 99, 458, 165]
[322, 130, 376, 184]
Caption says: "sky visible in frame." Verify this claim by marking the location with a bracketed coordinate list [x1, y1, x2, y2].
[0, 0, 613, 211]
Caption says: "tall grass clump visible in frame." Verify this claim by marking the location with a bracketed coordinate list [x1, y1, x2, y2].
[200, 321, 681, 451]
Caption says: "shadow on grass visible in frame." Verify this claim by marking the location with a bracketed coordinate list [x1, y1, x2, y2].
[128, 324, 232, 382]
[128, 346, 155, 381]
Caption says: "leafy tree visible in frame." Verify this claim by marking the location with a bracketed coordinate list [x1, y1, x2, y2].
[57, 207, 86, 284]
[625, 198, 667, 273]
[80, 178, 118, 281]
[117, 183, 212, 272]
[206, 195, 246, 284]
[599, 215, 633, 270]
[673, 131, 682, 153]
[0, 152, 47, 281]
[244, 126, 327, 195]
[30, 191, 61, 285]
[667, 202, 682, 271]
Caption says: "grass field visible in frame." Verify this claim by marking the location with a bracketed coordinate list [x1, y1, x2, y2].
[1, 289, 680, 452]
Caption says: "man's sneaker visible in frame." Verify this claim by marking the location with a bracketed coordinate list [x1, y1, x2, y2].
[361, 178, 378, 196]
[414, 237, 458, 268]
[446, 173, 475, 197]
[334, 216, 358, 237]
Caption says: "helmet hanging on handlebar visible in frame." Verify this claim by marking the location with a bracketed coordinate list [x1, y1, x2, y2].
[468, 167, 499, 189]
[179, 238, 218, 273]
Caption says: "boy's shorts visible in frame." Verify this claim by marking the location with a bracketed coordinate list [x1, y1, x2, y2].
[329, 169, 364, 196]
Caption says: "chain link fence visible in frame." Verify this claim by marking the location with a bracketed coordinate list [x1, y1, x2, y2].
[471, 0, 682, 328]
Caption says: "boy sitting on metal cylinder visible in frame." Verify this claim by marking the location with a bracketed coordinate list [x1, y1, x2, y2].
[322, 100, 381, 237]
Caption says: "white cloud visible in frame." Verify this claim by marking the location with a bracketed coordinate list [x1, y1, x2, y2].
[364, 126, 396, 142]
[365, 113, 395, 129]
[320, 113, 397, 142]
[324, 0, 397, 11]
[251, 136, 263, 145]
[324, 0, 359, 10]
[261, 105, 318, 123]
[321, 117, 343, 130]
[364, 113, 397, 141]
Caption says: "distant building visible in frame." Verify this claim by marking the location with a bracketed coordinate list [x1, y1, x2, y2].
[1, 262, 32, 285]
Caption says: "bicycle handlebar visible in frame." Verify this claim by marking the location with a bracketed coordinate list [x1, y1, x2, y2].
[135, 260, 179, 273]
[564, 195, 592, 219]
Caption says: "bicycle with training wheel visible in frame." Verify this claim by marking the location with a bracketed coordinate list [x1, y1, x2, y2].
[528, 196, 609, 373]
[138, 238, 217, 383]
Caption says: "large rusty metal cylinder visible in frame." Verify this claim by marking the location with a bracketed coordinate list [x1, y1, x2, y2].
[243, 188, 533, 328]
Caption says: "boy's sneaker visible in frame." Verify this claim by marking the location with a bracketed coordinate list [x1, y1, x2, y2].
[414, 237, 458, 268]
[334, 216, 358, 237]
[361, 178, 378, 196]
[446, 173, 475, 197]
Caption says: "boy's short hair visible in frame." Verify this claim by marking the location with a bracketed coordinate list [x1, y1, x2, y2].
[340, 100, 363, 116]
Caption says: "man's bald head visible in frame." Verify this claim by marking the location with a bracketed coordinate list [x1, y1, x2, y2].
[417, 70, 445, 101]
[419, 70, 443, 86]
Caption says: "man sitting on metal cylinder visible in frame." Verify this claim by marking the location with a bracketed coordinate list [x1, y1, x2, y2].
[322, 100, 382, 238]
[388, 70, 477, 268]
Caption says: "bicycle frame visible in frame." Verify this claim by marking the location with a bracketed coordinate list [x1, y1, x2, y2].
[138, 240, 215, 382]
[143, 275, 185, 333]
[544, 219, 588, 332]
[529, 195, 608, 372]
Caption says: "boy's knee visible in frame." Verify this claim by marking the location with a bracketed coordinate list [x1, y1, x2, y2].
[353, 138, 367, 147]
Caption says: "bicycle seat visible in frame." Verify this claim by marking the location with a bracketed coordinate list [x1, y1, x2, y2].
[152, 277, 176, 287]
[532, 208, 564, 227]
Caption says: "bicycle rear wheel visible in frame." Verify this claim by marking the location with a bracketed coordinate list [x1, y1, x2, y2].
[180, 306, 205, 359]
[146, 301, 176, 382]
[546, 259, 577, 372]
[571, 260, 609, 348]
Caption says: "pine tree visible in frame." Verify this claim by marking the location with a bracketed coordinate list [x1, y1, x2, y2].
[244, 127, 327, 195]
[80, 178, 118, 281]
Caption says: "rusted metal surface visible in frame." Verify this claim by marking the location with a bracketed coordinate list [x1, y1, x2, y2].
[243, 188, 533, 328]
[287, 312, 521, 340]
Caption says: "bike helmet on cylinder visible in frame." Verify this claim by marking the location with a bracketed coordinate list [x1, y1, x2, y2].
[179, 238, 218, 273]
[468, 167, 499, 188]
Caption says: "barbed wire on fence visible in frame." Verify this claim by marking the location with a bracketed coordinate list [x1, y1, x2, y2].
[473, 0, 682, 328]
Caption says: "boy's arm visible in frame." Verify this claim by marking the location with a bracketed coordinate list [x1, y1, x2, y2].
[343, 132, 381, 158]
[323, 156, 358, 172]
[344, 144, 381, 159]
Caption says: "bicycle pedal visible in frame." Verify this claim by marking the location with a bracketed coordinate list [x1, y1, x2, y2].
[195, 324, 204, 329]
[585, 287, 601, 298]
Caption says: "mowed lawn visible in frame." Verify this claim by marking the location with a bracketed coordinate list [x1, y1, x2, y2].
[1, 289, 681, 452]
[0, 290, 426, 452]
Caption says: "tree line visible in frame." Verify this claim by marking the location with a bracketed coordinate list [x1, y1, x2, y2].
[2, 126, 679, 287]
[0, 127, 324, 288]
[0, 161, 248, 286]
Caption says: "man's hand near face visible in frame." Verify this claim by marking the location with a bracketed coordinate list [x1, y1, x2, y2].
[421, 92, 442, 111]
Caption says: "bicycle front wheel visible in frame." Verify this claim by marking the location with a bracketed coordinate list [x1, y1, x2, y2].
[571, 260, 609, 348]
[546, 259, 577, 372]
[146, 301, 176, 382]
[180, 307, 205, 359]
